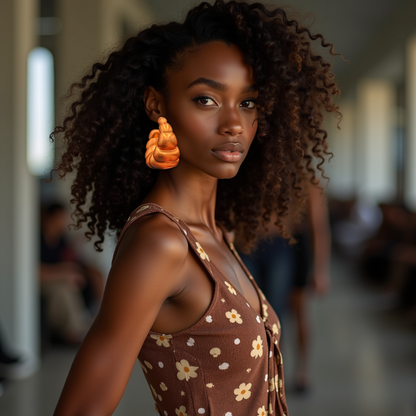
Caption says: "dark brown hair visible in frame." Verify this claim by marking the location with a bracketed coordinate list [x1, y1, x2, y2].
[51, 0, 341, 252]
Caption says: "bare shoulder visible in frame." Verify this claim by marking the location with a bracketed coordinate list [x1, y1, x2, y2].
[116, 212, 188, 260]
[111, 212, 189, 293]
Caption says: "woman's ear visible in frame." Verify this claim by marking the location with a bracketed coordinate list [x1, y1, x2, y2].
[144, 86, 166, 122]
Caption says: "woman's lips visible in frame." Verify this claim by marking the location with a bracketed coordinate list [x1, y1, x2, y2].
[211, 142, 245, 162]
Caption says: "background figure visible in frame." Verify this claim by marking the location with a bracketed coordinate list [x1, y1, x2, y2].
[39, 203, 104, 346]
[239, 184, 331, 392]
[361, 203, 416, 322]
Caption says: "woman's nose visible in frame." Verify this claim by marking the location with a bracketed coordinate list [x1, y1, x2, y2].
[218, 111, 244, 137]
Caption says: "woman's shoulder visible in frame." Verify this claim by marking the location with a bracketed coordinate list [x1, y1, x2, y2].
[114, 209, 189, 267]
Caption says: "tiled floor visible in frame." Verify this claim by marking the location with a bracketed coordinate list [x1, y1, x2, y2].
[1, 255, 415, 416]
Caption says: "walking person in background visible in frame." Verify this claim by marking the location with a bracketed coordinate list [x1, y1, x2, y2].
[50, 1, 340, 414]
[239, 184, 331, 393]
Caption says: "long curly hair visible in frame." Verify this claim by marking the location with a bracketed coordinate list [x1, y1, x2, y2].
[51, 0, 341, 252]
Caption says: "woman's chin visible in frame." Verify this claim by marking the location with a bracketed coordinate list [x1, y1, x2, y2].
[214, 166, 241, 180]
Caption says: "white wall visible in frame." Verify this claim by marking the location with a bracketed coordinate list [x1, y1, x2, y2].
[326, 100, 356, 200]
[405, 37, 416, 210]
[0, 0, 39, 374]
[355, 80, 396, 203]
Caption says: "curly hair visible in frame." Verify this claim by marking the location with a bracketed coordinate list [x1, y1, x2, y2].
[51, 0, 341, 252]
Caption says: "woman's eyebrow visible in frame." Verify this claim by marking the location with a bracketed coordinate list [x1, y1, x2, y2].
[187, 77, 258, 94]
[242, 84, 257, 93]
[187, 77, 227, 91]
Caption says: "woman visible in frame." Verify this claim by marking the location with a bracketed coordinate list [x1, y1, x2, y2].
[239, 184, 332, 393]
[52, 1, 340, 415]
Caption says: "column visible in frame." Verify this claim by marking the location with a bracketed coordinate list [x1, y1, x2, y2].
[405, 37, 416, 209]
[326, 99, 356, 200]
[355, 80, 396, 203]
[0, 0, 39, 375]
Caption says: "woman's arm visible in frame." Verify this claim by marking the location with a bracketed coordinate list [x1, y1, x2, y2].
[308, 185, 331, 294]
[53, 215, 188, 416]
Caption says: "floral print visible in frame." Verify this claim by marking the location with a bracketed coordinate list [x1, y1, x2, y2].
[251, 335, 263, 359]
[150, 384, 162, 401]
[120, 204, 288, 416]
[139, 360, 148, 373]
[219, 362, 230, 370]
[226, 309, 243, 324]
[258, 406, 267, 416]
[137, 205, 150, 213]
[269, 375, 278, 392]
[225, 281, 237, 295]
[210, 347, 221, 357]
[176, 359, 198, 381]
[175, 405, 188, 416]
[195, 242, 210, 261]
[150, 334, 172, 347]
[262, 304, 269, 321]
[234, 382, 252, 401]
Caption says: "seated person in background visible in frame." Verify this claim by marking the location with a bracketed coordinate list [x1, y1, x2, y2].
[40, 203, 104, 345]
[362, 203, 416, 322]
[362, 203, 410, 285]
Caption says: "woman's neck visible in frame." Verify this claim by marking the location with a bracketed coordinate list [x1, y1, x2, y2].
[143, 164, 218, 232]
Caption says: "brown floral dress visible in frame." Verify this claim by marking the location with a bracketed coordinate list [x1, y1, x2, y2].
[113, 203, 289, 416]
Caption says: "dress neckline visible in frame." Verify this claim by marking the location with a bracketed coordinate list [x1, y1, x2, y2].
[140, 203, 265, 320]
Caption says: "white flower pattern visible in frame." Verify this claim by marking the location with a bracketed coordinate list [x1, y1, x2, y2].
[234, 382, 252, 401]
[225, 309, 243, 324]
[258, 406, 267, 416]
[150, 334, 172, 347]
[195, 242, 210, 261]
[130, 204, 287, 416]
[224, 281, 237, 295]
[251, 335, 263, 359]
[210, 347, 221, 357]
[176, 359, 198, 381]
[175, 406, 188, 416]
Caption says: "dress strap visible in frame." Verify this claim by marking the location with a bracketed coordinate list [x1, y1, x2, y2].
[112, 203, 215, 278]
[216, 222, 256, 283]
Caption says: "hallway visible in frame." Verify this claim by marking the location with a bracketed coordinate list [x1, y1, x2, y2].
[0, 254, 415, 416]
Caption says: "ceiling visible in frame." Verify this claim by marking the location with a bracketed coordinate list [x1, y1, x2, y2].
[141, 0, 414, 88]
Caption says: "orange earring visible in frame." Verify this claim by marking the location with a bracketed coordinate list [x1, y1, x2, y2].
[145, 117, 180, 170]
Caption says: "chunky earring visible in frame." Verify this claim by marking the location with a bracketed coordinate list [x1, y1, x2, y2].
[145, 117, 180, 169]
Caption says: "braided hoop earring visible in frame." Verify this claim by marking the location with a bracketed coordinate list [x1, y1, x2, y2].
[145, 117, 180, 169]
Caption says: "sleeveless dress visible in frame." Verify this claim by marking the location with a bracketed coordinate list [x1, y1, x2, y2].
[112, 203, 289, 416]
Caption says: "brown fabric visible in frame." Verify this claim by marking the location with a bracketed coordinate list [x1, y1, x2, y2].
[113, 203, 289, 416]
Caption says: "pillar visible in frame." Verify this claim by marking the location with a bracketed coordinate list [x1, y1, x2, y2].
[0, 0, 39, 375]
[355, 80, 396, 203]
[405, 36, 416, 209]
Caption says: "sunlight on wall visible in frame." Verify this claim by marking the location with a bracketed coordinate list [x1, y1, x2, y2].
[405, 37, 416, 210]
[356, 80, 396, 203]
[27, 47, 54, 176]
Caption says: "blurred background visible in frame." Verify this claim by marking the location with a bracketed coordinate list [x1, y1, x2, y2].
[0, 0, 416, 415]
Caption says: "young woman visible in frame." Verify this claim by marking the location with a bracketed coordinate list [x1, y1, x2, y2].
[52, 1, 340, 415]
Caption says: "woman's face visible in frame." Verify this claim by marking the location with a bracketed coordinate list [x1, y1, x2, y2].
[163, 41, 258, 180]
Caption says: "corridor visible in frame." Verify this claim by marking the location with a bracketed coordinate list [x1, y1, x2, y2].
[0, 254, 415, 416]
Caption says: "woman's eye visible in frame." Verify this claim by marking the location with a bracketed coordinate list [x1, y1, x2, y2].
[240, 100, 257, 109]
[193, 96, 217, 106]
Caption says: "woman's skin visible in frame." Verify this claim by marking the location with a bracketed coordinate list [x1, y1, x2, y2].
[54, 41, 262, 415]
